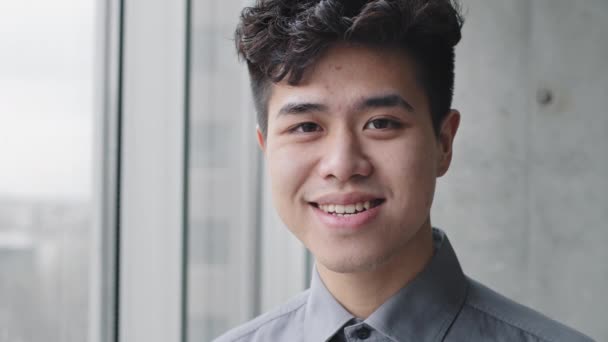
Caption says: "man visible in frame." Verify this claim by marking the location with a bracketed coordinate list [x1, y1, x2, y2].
[215, 0, 593, 341]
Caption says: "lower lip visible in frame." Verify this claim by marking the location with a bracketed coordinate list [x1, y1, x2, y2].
[311, 203, 382, 231]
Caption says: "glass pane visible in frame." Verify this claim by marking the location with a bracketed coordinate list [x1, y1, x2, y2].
[0, 0, 100, 341]
[187, 1, 260, 341]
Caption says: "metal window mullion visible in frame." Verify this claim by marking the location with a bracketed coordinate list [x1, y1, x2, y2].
[89, 0, 123, 340]
[119, 0, 187, 341]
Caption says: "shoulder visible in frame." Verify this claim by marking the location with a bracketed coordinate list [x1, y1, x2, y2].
[453, 277, 594, 342]
[212, 290, 310, 342]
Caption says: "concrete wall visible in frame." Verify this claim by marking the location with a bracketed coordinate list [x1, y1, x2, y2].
[434, 1, 608, 340]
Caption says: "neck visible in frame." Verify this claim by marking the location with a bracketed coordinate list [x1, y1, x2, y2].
[316, 221, 434, 319]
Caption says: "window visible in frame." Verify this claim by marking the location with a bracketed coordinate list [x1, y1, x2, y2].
[186, 2, 261, 340]
[0, 0, 104, 341]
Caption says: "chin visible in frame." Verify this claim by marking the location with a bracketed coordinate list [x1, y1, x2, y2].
[316, 248, 395, 274]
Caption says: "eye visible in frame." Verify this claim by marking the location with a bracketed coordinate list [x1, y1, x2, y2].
[364, 118, 402, 130]
[290, 122, 322, 133]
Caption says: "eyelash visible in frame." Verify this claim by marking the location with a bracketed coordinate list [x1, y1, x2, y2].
[289, 122, 322, 133]
[288, 118, 403, 134]
[364, 118, 403, 130]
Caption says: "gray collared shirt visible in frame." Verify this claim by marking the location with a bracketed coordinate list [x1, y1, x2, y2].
[214, 228, 594, 342]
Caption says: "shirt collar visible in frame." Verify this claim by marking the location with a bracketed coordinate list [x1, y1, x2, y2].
[304, 263, 354, 342]
[304, 228, 468, 342]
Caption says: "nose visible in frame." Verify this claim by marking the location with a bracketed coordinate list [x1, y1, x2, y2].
[317, 128, 373, 182]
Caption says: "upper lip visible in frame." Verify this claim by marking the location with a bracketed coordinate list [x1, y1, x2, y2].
[309, 192, 384, 205]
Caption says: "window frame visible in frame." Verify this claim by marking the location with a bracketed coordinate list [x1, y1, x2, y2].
[89, 0, 123, 340]
[117, 0, 188, 341]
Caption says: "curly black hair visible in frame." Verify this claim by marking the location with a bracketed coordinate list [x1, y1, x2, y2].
[235, 0, 464, 136]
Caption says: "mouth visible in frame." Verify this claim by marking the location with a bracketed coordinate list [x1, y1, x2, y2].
[309, 199, 385, 216]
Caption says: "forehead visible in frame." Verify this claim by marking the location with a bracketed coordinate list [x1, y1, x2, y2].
[267, 43, 427, 118]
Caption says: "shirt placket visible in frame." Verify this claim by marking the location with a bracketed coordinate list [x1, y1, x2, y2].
[342, 322, 392, 342]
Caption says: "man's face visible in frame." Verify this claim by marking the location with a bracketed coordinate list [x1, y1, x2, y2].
[259, 44, 458, 274]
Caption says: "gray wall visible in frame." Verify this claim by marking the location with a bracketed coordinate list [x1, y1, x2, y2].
[434, 0, 608, 340]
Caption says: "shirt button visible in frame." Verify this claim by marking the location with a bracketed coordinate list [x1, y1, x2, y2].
[355, 326, 371, 340]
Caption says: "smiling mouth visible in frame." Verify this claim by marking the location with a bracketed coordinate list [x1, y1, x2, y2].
[310, 199, 385, 216]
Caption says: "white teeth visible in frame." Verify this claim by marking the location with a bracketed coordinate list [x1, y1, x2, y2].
[318, 200, 377, 214]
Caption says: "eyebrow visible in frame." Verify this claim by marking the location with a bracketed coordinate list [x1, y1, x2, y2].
[356, 94, 414, 112]
[276, 93, 414, 117]
[277, 102, 328, 116]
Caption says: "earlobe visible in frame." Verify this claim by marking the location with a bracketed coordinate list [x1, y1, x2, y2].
[256, 125, 266, 152]
[437, 109, 460, 177]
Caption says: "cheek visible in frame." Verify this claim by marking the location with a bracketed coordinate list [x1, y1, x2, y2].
[377, 135, 438, 209]
[267, 145, 315, 206]
[266, 145, 318, 241]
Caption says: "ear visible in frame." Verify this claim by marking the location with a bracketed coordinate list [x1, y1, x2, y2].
[436, 109, 460, 177]
[256, 125, 266, 153]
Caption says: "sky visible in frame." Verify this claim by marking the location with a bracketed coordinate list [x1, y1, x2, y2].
[0, 0, 96, 201]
